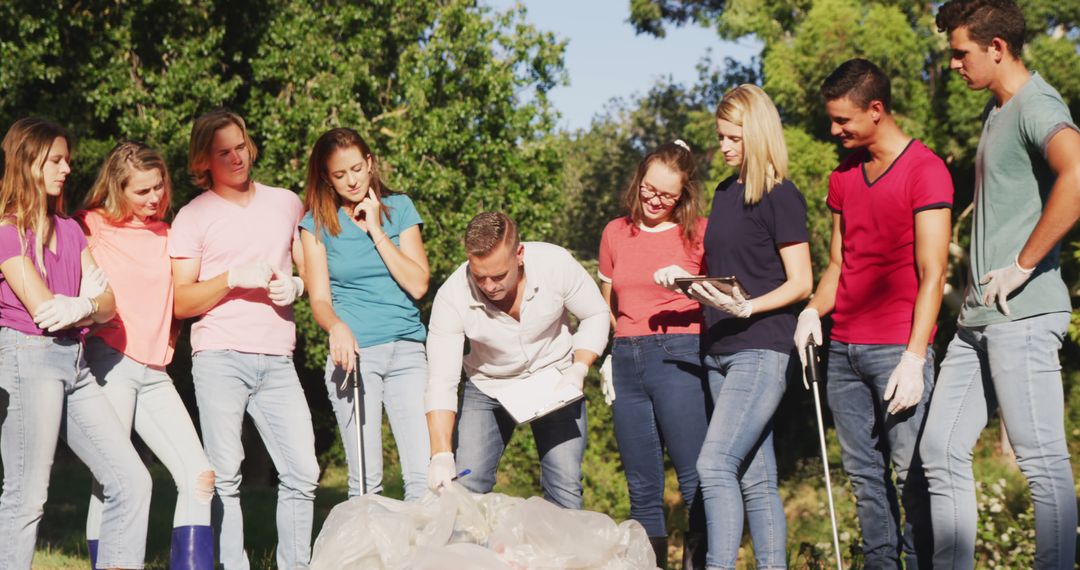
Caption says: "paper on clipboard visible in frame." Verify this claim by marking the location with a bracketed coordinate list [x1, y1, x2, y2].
[471, 367, 584, 424]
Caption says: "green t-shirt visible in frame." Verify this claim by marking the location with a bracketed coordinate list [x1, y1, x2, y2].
[298, 193, 427, 348]
[960, 73, 1077, 326]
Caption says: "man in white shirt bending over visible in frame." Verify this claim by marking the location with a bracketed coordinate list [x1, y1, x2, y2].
[424, 211, 609, 508]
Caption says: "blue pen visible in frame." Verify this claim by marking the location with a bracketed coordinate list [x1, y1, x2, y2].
[452, 469, 471, 481]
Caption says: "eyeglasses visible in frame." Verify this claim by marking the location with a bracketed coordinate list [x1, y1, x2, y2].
[639, 185, 680, 206]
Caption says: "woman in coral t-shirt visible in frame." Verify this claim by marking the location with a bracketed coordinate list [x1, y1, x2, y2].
[78, 141, 214, 570]
[598, 140, 709, 569]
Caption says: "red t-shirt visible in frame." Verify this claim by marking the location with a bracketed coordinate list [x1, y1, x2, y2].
[598, 217, 706, 337]
[827, 139, 953, 344]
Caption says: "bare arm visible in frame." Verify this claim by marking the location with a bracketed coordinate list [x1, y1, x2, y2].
[906, 208, 951, 357]
[172, 257, 231, 319]
[599, 281, 617, 330]
[1017, 128, 1080, 269]
[0, 256, 54, 315]
[747, 242, 814, 313]
[807, 213, 844, 316]
[292, 231, 306, 283]
[426, 410, 456, 455]
[372, 225, 430, 300]
[80, 249, 115, 324]
[300, 231, 344, 331]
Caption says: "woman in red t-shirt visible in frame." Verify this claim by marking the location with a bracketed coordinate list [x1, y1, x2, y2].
[598, 141, 709, 569]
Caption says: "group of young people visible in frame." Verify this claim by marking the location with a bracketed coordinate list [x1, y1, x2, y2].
[0, 1, 1076, 569]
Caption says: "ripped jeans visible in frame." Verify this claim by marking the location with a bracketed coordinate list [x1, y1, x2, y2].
[84, 337, 214, 538]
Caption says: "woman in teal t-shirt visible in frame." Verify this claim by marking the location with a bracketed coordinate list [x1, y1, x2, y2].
[299, 128, 430, 500]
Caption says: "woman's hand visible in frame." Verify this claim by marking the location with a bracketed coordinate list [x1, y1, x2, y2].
[688, 281, 753, 318]
[329, 321, 360, 374]
[652, 265, 693, 291]
[351, 189, 383, 236]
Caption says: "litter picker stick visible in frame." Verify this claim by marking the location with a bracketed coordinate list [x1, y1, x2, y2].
[804, 340, 843, 570]
[352, 364, 367, 496]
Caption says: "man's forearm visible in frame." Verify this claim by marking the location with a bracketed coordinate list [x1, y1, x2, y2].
[807, 263, 841, 316]
[1018, 167, 1080, 270]
[426, 410, 456, 455]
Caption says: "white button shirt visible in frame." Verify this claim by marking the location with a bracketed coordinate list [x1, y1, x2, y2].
[424, 242, 610, 412]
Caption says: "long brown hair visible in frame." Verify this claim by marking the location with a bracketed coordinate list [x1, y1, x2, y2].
[623, 141, 701, 244]
[303, 128, 395, 239]
[0, 117, 71, 274]
[83, 140, 172, 223]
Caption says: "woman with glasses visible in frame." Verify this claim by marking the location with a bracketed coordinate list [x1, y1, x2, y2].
[659, 84, 812, 569]
[599, 140, 709, 569]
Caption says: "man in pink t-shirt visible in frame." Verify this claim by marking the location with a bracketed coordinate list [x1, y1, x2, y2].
[169, 109, 317, 570]
[794, 59, 953, 569]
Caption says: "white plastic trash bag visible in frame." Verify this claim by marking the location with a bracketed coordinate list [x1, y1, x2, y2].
[310, 484, 656, 569]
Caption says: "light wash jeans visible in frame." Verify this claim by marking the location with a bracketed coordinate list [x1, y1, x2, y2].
[84, 337, 214, 539]
[826, 342, 934, 570]
[611, 334, 708, 538]
[455, 378, 588, 509]
[323, 339, 430, 500]
[921, 312, 1076, 570]
[0, 328, 151, 569]
[698, 349, 789, 570]
[191, 349, 320, 570]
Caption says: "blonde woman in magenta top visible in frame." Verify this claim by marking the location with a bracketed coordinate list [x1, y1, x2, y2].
[77, 141, 215, 570]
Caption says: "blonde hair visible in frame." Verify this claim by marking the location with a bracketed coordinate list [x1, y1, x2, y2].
[715, 84, 789, 205]
[0, 117, 71, 274]
[188, 109, 258, 190]
[623, 141, 702, 245]
[83, 141, 172, 223]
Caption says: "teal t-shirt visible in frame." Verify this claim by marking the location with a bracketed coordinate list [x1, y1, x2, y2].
[961, 73, 1077, 326]
[299, 193, 427, 347]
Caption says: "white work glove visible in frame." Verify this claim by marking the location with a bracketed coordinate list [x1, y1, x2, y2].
[653, 265, 693, 291]
[268, 268, 304, 306]
[557, 361, 589, 393]
[227, 261, 273, 289]
[600, 355, 615, 405]
[427, 451, 457, 494]
[689, 281, 753, 318]
[33, 295, 95, 332]
[884, 351, 926, 415]
[980, 255, 1035, 316]
[80, 266, 109, 300]
[794, 308, 823, 367]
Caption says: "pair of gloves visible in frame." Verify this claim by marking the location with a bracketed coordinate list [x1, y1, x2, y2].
[653, 265, 753, 318]
[227, 261, 304, 306]
[33, 265, 110, 332]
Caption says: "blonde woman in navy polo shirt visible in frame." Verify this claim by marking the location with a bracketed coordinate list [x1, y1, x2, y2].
[675, 85, 813, 569]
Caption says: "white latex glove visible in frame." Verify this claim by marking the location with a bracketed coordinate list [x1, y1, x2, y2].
[329, 321, 360, 375]
[883, 351, 926, 415]
[599, 355, 615, 405]
[556, 361, 589, 393]
[794, 308, 823, 367]
[80, 266, 109, 300]
[427, 451, 457, 494]
[33, 295, 95, 332]
[268, 268, 304, 306]
[227, 261, 273, 289]
[689, 281, 753, 318]
[653, 265, 693, 291]
[980, 255, 1035, 316]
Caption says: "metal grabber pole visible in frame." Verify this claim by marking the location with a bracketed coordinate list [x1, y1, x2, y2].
[352, 364, 367, 496]
[803, 339, 843, 570]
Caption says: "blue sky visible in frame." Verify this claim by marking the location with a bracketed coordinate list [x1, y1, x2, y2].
[484, 0, 761, 132]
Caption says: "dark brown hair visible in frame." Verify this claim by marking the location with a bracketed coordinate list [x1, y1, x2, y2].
[936, 0, 1026, 58]
[821, 58, 892, 112]
[465, 211, 519, 257]
[623, 141, 701, 244]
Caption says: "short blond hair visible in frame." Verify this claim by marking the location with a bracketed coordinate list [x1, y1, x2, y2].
[187, 109, 258, 190]
[465, 211, 519, 257]
[715, 84, 789, 205]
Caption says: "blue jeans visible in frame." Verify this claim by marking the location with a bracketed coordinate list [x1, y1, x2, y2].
[323, 339, 430, 501]
[826, 341, 935, 570]
[85, 337, 214, 539]
[0, 328, 151, 569]
[455, 377, 587, 509]
[611, 334, 708, 538]
[192, 350, 320, 570]
[698, 349, 789, 570]
[921, 312, 1075, 570]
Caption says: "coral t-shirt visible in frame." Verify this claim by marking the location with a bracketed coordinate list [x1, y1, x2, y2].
[168, 183, 303, 356]
[79, 209, 175, 366]
[598, 217, 706, 337]
[827, 139, 953, 344]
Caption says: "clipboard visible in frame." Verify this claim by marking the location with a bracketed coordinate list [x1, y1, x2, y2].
[472, 367, 584, 424]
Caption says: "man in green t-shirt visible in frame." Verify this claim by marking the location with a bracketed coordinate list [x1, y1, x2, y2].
[923, 1, 1080, 569]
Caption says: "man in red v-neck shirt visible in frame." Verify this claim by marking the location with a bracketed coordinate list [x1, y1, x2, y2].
[794, 59, 954, 570]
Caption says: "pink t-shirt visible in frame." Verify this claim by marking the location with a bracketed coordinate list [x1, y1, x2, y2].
[598, 217, 706, 338]
[168, 183, 303, 355]
[827, 140, 953, 344]
[79, 210, 175, 366]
